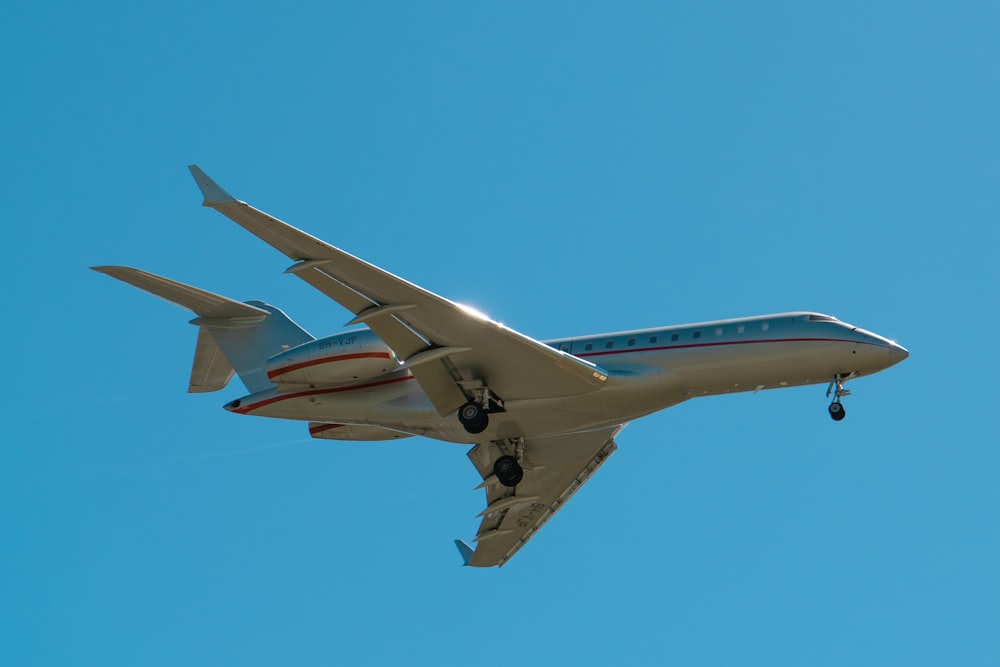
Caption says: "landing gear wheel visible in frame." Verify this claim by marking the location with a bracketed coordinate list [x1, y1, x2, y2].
[493, 455, 524, 487]
[826, 374, 853, 422]
[458, 401, 489, 434]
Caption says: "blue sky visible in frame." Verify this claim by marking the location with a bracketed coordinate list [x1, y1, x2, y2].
[3, 2, 998, 665]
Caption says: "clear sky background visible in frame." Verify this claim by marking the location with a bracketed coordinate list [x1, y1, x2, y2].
[3, 2, 998, 665]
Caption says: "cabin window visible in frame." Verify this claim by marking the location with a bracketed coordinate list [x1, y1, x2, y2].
[649, 336, 658, 344]
[585, 343, 593, 351]
[693, 330, 701, 339]
[737, 324, 745, 334]
[715, 327, 723, 336]
[671, 332, 679, 341]
[628, 338, 636, 347]
[761, 322, 770, 331]
[606, 341, 614, 349]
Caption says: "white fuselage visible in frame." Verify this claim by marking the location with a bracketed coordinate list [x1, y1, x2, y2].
[225, 312, 908, 443]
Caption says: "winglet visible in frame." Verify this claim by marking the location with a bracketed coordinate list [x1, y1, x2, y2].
[188, 165, 236, 205]
[454, 540, 475, 566]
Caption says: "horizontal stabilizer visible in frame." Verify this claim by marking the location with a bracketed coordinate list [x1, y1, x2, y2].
[91, 266, 268, 320]
[93, 265, 313, 393]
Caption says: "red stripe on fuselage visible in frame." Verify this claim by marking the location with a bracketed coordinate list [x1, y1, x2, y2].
[233, 375, 415, 414]
[267, 352, 393, 380]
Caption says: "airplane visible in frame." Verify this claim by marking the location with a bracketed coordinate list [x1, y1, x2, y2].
[92, 166, 909, 568]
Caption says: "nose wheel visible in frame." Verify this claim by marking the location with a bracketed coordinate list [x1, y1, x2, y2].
[826, 373, 853, 421]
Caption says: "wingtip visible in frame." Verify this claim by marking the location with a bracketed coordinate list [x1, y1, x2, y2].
[88, 265, 150, 286]
[188, 164, 236, 205]
[454, 539, 475, 566]
[90, 265, 130, 277]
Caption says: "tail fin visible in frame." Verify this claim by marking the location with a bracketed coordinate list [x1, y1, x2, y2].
[91, 266, 313, 393]
[189, 327, 237, 393]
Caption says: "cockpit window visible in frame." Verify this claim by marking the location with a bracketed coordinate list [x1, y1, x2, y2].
[808, 314, 837, 322]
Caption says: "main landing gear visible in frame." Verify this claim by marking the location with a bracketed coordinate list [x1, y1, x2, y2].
[458, 401, 489, 434]
[491, 437, 526, 487]
[493, 455, 524, 487]
[826, 373, 854, 421]
[456, 385, 504, 434]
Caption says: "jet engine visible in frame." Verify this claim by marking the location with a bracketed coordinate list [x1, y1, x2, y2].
[266, 329, 398, 386]
[309, 422, 414, 441]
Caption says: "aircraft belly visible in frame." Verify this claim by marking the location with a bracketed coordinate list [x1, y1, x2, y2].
[488, 365, 687, 437]
[672, 339, 883, 395]
[227, 340, 891, 443]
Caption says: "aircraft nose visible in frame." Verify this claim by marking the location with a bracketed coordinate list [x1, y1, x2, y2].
[888, 342, 909, 365]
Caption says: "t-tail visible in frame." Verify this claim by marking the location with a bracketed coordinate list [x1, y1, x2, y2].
[90, 266, 313, 393]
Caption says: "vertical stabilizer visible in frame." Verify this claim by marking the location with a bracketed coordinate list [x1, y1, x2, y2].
[189, 328, 236, 393]
[196, 300, 313, 392]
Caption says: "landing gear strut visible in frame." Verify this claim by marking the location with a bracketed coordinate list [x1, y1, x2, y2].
[826, 373, 852, 421]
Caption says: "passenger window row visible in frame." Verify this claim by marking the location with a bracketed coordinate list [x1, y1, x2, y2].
[574, 322, 770, 352]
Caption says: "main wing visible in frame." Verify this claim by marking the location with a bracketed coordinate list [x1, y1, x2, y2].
[459, 425, 622, 567]
[188, 166, 609, 415]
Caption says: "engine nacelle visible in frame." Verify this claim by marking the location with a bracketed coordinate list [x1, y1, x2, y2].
[266, 329, 397, 386]
[309, 422, 413, 441]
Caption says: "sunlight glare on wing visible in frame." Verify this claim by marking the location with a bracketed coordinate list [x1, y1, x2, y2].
[456, 302, 494, 322]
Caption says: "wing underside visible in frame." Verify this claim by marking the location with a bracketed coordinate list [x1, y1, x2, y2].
[462, 425, 622, 567]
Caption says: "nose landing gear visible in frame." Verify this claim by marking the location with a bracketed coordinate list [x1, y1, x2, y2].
[826, 373, 855, 421]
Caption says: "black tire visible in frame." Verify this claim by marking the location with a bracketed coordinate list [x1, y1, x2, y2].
[829, 402, 846, 421]
[459, 402, 483, 422]
[493, 455, 524, 487]
[458, 401, 489, 434]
